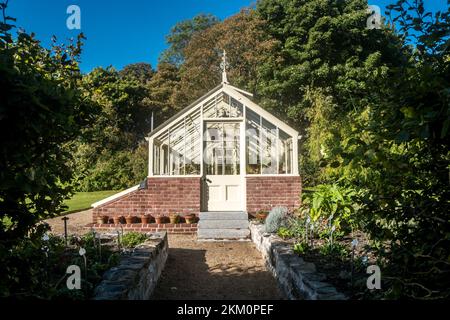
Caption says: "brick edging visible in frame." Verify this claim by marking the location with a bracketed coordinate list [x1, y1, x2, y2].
[87, 223, 198, 234]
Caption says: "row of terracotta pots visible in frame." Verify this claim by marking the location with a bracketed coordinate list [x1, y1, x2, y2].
[97, 213, 196, 225]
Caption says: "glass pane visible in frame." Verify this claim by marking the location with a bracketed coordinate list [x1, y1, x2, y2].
[230, 97, 243, 117]
[223, 123, 240, 175]
[246, 108, 261, 174]
[162, 145, 169, 175]
[278, 129, 292, 174]
[203, 92, 243, 118]
[205, 141, 223, 175]
[185, 113, 201, 174]
[153, 107, 202, 176]
[261, 118, 277, 174]
[170, 120, 185, 175]
[153, 145, 160, 175]
[204, 122, 240, 175]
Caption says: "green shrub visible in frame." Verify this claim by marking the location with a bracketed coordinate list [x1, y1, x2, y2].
[120, 232, 148, 248]
[319, 242, 349, 260]
[277, 226, 294, 239]
[301, 184, 358, 235]
[264, 206, 288, 233]
[0, 228, 119, 299]
[293, 241, 310, 255]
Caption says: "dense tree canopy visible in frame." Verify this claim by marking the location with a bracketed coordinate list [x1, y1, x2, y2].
[160, 13, 219, 66]
[171, 9, 277, 109]
[118, 62, 154, 83]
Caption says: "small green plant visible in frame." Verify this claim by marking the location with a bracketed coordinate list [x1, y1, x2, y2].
[293, 241, 310, 255]
[120, 232, 148, 248]
[285, 216, 307, 239]
[277, 226, 294, 239]
[265, 206, 288, 233]
[319, 242, 348, 260]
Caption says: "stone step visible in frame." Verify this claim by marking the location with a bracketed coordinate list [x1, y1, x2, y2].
[198, 219, 249, 229]
[199, 211, 248, 220]
[197, 228, 250, 240]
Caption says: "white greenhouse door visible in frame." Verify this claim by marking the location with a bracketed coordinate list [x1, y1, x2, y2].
[203, 122, 243, 211]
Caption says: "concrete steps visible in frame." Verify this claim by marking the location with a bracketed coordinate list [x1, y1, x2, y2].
[197, 211, 250, 240]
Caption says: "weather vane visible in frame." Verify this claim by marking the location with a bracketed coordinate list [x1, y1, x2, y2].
[220, 50, 229, 84]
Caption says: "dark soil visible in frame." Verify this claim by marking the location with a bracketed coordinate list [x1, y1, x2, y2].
[298, 231, 377, 299]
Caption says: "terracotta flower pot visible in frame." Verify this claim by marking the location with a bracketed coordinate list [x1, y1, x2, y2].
[256, 211, 269, 221]
[154, 215, 164, 224]
[184, 214, 195, 224]
[125, 215, 134, 224]
[97, 215, 108, 224]
[113, 216, 122, 224]
[169, 213, 179, 224]
[140, 215, 150, 224]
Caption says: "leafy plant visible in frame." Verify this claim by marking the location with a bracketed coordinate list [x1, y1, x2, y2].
[293, 241, 310, 255]
[319, 242, 349, 260]
[0, 228, 119, 299]
[120, 232, 148, 248]
[301, 184, 358, 235]
[264, 206, 288, 233]
[277, 226, 294, 239]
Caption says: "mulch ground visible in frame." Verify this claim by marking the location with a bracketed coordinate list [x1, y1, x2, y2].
[152, 235, 285, 300]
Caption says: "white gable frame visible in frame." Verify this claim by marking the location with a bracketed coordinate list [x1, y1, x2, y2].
[146, 83, 299, 177]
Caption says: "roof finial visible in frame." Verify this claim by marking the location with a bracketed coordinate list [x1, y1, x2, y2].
[220, 50, 229, 84]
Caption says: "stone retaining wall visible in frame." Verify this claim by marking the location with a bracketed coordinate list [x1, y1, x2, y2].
[93, 231, 168, 300]
[249, 222, 347, 300]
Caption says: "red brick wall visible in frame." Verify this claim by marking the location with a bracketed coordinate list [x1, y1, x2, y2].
[90, 223, 198, 234]
[246, 176, 302, 214]
[92, 177, 201, 223]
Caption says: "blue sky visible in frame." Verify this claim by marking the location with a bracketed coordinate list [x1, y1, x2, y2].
[8, 0, 447, 73]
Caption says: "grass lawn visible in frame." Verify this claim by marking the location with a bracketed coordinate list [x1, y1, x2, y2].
[63, 190, 120, 213]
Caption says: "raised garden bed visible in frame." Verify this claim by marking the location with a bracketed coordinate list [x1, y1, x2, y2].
[250, 219, 378, 299]
[1, 228, 163, 300]
[93, 231, 168, 300]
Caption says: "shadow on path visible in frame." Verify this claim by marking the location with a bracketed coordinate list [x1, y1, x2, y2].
[152, 238, 284, 300]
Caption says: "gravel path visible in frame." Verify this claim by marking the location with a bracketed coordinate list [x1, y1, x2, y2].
[152, 235, 284, 300]
[44, 209, 92, 236]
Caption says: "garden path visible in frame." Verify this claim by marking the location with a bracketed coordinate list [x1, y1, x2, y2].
[152, 235, 284, 300]
[44, 209, 92, 236]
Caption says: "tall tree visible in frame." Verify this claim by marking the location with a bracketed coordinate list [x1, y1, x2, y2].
[336, 1, 450, 299]
[171, 9, 277, 108]
[119, 62, 154, 83]
[145, 62, 181, 125]
[256, 0, 405, 123]
[256, 0, 406, 184]
[160, 13, 219, 66]
[0, 2, 92, 241]
[72, 66, 154, 191]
